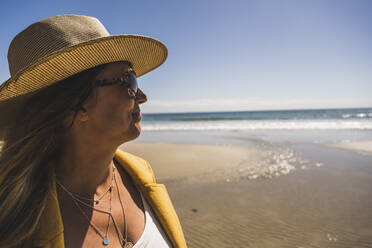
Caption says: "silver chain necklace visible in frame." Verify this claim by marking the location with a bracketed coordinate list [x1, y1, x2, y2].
[57, 166, 116, 205]
[56, 165, 133, 247]
[114, 168, 134, 248]
[68, 184, 112, 245]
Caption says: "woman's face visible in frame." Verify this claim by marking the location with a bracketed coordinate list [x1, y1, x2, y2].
[81, 62, 147, 144]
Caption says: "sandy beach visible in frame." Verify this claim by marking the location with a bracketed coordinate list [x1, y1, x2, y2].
[120, 141, 372, 248]
[326, 141, 372, 156]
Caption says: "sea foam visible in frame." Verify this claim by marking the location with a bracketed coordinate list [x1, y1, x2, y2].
[142, 120, 372, 131]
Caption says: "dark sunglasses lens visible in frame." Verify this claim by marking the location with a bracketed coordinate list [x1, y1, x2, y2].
[128, 72, 138, 93]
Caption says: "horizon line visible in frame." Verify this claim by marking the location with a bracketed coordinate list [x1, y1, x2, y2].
[141, 106, 372, 115]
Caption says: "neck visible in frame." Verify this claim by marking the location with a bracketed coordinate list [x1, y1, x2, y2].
[56, 131, 119, 196]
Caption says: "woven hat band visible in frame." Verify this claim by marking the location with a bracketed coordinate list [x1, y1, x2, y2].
[8, 15, 109, 77]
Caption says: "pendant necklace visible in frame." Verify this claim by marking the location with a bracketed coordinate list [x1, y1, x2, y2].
[68, 186, 112, 245]
[56, 165, 115, 246]
[57, 164, 134, 247]
[113, 167, 134, 248]
[57, 166, 116, 205]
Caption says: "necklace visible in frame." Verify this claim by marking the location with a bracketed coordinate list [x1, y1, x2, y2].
[57, 166, 116, 204]
[114, 169, 134, 248]
[68, 186, 112, 245]
[56, 165, 114, 246]
[57, 164, 133, 247]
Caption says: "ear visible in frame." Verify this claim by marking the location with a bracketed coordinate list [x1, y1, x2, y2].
[76, 107, 89, 122]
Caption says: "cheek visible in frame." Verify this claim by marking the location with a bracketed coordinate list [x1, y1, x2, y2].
[91, 88, 134, 130]
[106, 99, 134, 126]
[106, 103, 132, 125]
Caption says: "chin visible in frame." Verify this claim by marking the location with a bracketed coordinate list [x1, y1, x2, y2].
[133, 121, 142, 136]
[122, 124, 141, 143]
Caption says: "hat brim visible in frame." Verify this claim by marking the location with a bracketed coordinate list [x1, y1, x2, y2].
[0, 34, 167, 101]
[0, 34, 167, 140]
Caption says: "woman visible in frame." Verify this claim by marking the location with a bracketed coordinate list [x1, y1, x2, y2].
[0, 15, 186, 248]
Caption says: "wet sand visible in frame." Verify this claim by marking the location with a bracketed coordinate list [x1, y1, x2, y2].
[120, 142, 372, 248]
[327, 141, 372, 156]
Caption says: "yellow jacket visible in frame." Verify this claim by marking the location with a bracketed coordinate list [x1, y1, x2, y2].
[30, 150, 187, 248]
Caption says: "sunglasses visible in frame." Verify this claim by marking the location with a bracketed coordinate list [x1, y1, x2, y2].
[94, 70, 138, 98]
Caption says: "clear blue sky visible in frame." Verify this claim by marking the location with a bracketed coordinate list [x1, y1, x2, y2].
[1, 0, 371, 113]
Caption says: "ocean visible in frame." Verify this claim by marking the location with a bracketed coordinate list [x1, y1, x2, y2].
[141, 108, 372, 131]
[137, 108, 372, 146]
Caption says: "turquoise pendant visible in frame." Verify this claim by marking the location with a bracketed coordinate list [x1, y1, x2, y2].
[103, 237, 109, 246]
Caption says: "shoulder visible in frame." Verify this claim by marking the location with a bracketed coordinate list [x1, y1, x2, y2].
[114, 149, 156, 184]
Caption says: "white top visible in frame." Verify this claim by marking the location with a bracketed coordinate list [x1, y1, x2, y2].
[132, 193, 173, 248]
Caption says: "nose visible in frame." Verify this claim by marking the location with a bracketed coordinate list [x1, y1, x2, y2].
[135, 88, 147, 104]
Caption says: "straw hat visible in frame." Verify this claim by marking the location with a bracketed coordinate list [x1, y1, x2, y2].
[0, 14, 168, 139]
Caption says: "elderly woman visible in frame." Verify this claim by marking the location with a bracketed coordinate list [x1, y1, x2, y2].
[0, 15, 186, 248]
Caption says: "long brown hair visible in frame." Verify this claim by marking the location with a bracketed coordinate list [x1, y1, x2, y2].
[0, 63, 109, 247]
